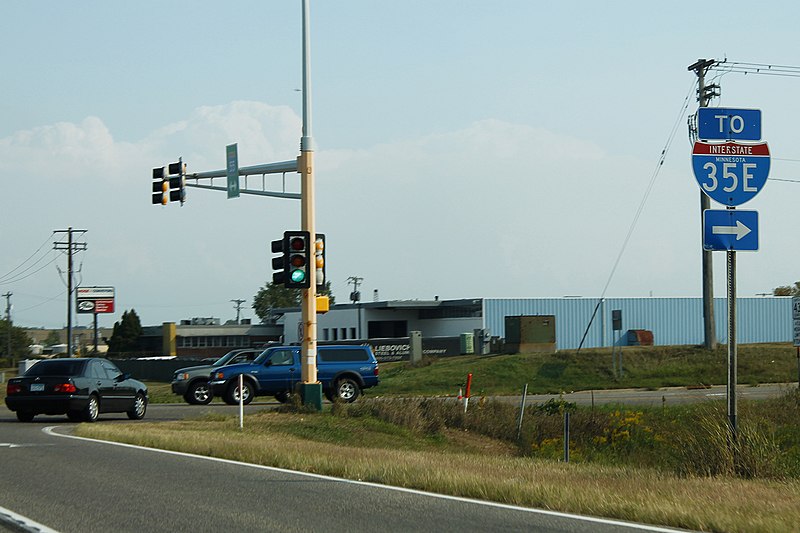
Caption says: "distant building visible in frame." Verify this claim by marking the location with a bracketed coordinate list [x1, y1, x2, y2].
[139, 319, 281, 358]
[279, 296, 793, 353]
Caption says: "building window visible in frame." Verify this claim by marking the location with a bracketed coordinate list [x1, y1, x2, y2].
[322, 329, 329, 341]
[350, 328, 356, 339]
[332, 329, 338, 341]
[340, 328, 347, 340]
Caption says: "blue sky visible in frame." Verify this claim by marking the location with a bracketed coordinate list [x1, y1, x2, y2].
[2, 1, 800, 330]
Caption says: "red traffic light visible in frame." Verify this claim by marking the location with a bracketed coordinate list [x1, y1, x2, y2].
[290, 237, 306, 251]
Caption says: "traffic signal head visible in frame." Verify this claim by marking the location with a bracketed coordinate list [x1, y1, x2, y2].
[151, 159, 186, 206]
[314, 234, 325, 287]
[152, 167, 167, 205]
[287, 233, 310, 288]
[271, 231, 311, 289]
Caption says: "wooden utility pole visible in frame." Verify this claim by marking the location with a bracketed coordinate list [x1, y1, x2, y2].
[688, 59, 719, 350]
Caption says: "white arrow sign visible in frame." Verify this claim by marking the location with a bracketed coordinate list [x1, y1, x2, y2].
[712, 220, 752, 240]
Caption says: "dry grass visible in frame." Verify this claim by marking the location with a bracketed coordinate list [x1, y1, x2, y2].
[77, 411, 800, 533]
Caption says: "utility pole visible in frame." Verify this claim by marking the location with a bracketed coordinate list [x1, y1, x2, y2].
[3, 292, 11, 366]
[231, 299, 246, 324]
[54, 228, 87, 357]
[688, 59, 719, 351]
[347, 276, 364, 339]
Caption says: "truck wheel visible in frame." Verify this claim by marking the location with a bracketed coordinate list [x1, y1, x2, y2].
[225, 380, 254, 405]
[334, 378, 361, 403]
[324, 389, 335, 403]
[185, 381, 213, 405]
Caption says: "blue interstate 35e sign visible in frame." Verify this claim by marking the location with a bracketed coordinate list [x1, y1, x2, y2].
[691, 141, 770, 206]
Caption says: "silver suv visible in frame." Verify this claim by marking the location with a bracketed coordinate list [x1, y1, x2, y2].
[171, 349, 260, 404]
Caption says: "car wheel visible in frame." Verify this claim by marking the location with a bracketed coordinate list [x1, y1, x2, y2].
[67, 410, 83, 422]
[83, 394, 100, 422]
[127, 392, 147, 420]
[185, 381, 212, 405]
[334, 378, 361, 403]
[16, 411, 35, 422]
[275, 391, 291, 403]
[225, 380, 254, 405]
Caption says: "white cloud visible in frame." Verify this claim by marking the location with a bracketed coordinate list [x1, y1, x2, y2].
[0, 101, 785, 328]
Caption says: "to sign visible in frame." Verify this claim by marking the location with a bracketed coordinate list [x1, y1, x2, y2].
[698, 108, 762, 141]
[691, 141, 770, 206]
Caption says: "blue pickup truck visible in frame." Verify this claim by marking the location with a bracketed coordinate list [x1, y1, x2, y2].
[209, 344, 380, 404]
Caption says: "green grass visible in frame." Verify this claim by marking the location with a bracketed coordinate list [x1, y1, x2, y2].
[76, 392, 800, 533]
[371, 343, 799, 397]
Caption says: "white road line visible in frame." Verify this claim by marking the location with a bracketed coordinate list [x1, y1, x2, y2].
[42, 426, 688, 533]
[0, 504, 60, 533]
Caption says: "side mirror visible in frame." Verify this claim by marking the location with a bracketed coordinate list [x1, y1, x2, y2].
[116, 373, 130, 382]
[263, 360, 272, 367]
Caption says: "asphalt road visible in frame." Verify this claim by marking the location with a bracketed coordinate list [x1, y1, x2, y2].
[0, 400, 694, 533]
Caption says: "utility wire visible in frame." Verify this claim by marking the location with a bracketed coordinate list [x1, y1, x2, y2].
[0, 234, 54, 283]
[577, 79, 696, 353]
[0, 253, 60, 285]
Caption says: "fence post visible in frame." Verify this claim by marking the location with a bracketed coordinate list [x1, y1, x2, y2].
[239, 374, 244, 430]
[563, 410, 570, 463]
[516, 383, 528, 441]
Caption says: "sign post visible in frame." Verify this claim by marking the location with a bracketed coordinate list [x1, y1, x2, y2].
[793, 297, 800, 390]
[691, 107, 769, 443]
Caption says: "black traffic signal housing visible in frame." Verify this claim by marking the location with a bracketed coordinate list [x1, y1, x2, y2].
[272, 231, 311, 289]
[152, 158, 186, 206]
[152, 166, 168, 205]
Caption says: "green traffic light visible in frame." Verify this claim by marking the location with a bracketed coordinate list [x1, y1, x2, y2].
[291, 269, 306, 283]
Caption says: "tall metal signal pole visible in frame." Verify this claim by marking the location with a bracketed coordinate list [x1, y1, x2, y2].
[298, 0, 322, 406]
[688, 59, 719, 351]
[54, 228, 87, 356]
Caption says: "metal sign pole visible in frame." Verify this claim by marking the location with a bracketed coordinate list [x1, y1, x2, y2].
[727, 248, 737, 441]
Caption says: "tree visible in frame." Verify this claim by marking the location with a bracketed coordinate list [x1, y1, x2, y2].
[0, 319, 32, 366]
[107, 309, 143, 354]
[773, 282, 800, 296]
[252, 281, 336, 322]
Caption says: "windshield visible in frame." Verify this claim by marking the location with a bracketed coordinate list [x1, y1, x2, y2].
[253, 348, 275, 364]
[213, 351, 238, 366]
[25, 359, 86, 377]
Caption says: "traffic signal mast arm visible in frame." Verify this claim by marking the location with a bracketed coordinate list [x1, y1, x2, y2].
[185, 159, 301, 200]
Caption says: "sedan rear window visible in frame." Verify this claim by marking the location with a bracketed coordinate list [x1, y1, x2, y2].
[25, 360, 86, 377]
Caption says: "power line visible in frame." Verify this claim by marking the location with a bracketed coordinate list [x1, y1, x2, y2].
[711, 60, 800, 78]
[0, 234, 55, 283]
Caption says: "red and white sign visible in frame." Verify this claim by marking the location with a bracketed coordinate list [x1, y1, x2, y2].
[76, 286, 115, 314]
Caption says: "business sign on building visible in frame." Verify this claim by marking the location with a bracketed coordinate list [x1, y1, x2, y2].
[76, 286, 115, 314]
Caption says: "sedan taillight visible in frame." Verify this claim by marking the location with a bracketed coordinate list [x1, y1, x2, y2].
[6, 383, 22, 395]
[54, 383, 77, 393]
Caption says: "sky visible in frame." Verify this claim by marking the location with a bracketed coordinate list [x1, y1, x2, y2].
[2, 1, 800, 330]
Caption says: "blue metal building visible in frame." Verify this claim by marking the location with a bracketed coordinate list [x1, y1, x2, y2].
[483, 297, 792, 350]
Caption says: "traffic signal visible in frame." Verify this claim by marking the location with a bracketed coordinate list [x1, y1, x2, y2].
[152, 167, 167, 205]
[151, 158, 186, 206]
[168, 159, 186, 205]
[314, 234, 325, 288]
[271, 231, 311, 289]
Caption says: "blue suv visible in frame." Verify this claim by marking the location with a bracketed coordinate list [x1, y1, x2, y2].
[209, 345, 380, 404]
